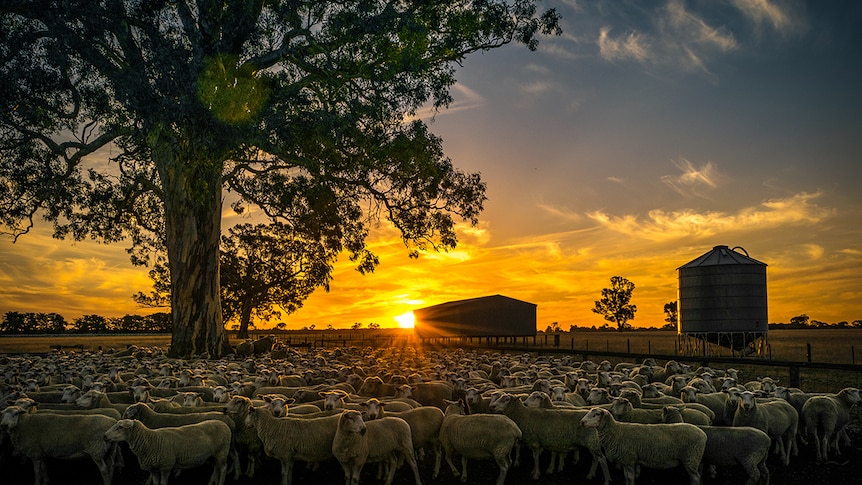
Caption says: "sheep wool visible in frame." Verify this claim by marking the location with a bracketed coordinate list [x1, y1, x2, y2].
[331, 410, 422, 485]
[103, 418, 231, 485]
[438, 399, 521, 485]
[1, 405, 118, 485]
[580, 407, 706, 485]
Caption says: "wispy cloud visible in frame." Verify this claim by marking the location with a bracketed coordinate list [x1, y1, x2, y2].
[408, 82, 485, 122]
[587, 192, 833, 241]
[596, 0, 740, 80]
[730, 0, 808, 37]
[660, 158, 729, 198]
[598, 26, 653, 63]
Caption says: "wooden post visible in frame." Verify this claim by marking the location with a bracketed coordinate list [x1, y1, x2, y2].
[806, 343, 812, 363]
[789, 366, 801, 388]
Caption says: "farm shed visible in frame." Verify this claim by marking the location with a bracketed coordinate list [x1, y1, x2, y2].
[678, 245, 769, 356]
[413, 295, 537, 341]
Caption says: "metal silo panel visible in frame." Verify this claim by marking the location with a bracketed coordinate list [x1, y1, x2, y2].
[678, 246, 768, 334]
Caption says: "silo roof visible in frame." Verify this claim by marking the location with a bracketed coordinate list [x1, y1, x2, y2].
[678, 245, 766, 268]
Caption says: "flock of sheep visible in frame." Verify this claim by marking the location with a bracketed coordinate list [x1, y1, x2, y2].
[1, 337, 860, 485]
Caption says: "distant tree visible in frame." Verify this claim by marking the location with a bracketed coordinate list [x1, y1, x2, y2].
[145, 312, 173, 333]
[220, 222, 336, 339]
[545, 322, 561, 333]
[0, 312, 66, 334]
[112, 315, 147, 333]
[71, 315, 110, 334]
[853, 320, 862, 329]
[790, 314, 810, 328]
[275, 323, 287, 331]
[326, 324, 334, 331]
[368, 322, 380, 330]
[351, 322, 363, 330]
[663, 301, 678, 327]
[308, 324, 316, 331]
[1, 312, 29, 334]
[592, 276, 637, 331]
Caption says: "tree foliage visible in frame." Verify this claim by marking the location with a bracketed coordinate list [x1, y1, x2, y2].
[0, 1, 561, 357]
[220, 222, 336, 339]
[592, 276, 637, 331]
[663, 301, 678, 326]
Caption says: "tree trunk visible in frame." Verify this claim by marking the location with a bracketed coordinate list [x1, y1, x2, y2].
[155, 132, 232, 358]
[237, 303, 254, 340]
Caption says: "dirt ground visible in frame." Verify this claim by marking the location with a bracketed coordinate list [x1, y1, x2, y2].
[3, 423, 861, 485]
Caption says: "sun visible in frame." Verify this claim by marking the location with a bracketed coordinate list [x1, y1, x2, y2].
[394, 311, 415, 329]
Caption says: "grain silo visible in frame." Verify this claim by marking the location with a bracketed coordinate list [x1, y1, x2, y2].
[413, 295, 536, 342]
[678, 245, 768, 356]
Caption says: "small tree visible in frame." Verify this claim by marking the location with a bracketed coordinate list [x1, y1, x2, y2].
[663, 301, 678, 330]
[368, 322, 380, 330]
[790, 314, 810, 328]
[592, 276, 637, 331]
[351, 322, 363, 330]
[220, 222, 336, 339]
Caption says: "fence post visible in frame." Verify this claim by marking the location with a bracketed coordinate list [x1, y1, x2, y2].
[853, 346, 856, 366]
[789, 366, 801, 388]
[806, 343, 812, 363]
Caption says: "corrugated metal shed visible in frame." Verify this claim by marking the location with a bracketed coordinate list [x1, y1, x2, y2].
[413, 295, 537, 339]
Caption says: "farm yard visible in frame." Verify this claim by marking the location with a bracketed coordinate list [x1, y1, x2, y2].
[2, 330, 861, 484]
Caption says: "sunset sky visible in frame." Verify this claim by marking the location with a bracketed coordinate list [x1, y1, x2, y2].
[1, 0, 861, 330]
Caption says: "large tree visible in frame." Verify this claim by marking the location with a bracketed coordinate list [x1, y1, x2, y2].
[592, 276, 637, 331]
[0, 1, 560, 357]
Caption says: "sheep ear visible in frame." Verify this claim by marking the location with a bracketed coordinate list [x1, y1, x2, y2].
[120, 420, 134, 428]
[262, 395, 272, 403]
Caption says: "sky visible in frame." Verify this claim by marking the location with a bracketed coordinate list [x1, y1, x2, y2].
[1, 0, 861, 330]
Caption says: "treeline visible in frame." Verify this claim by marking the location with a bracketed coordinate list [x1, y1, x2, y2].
[0, 312, 172, 334]
[767, 314, 862, 329]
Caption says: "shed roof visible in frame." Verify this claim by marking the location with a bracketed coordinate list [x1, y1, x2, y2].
[418, 294, 535, 311]
[678, 245, 767, 269]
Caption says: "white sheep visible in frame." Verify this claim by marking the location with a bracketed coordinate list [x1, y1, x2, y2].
[361, 397, 444, 467]
[662, 406, 771, 485]
[331, 409, 422, 485]
[104, 418, 231, 485]
[438, 399, 521, 485]
[222, 395, 264, 479]
[121, 401, 236, 432]
[733, 390, 799, 466]
[0, 405, 119, 485]
[245, 404, 341, 485]
[490, 392, 610, 484]
[679, 386, 732, 425]
[579, 407, 706, 485]
[801, 387, 861, 461]
[394, 381, 455, 410]
[609, 397, 711, 426]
